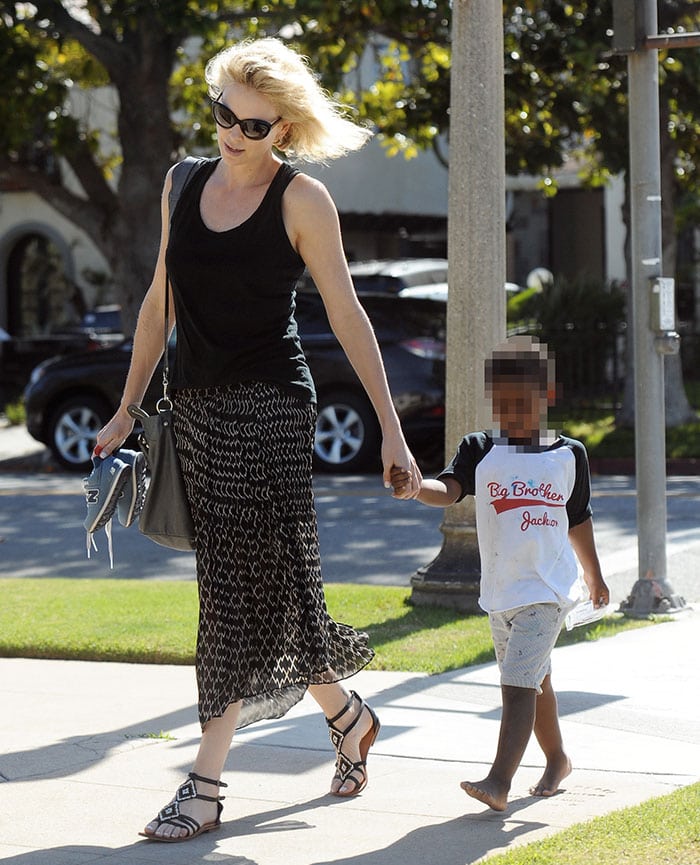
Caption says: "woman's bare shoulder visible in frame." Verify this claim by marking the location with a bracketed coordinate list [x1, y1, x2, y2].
[283, 170, 339, 250]
[286, 171, 335, 210]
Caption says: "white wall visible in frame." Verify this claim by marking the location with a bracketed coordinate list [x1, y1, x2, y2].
[0, 191, 111, 329]
[604, 174, 627, 283]
[302, 137, 449, 217]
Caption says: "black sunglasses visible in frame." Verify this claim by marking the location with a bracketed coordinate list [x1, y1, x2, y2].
[211, 100, 282, 140]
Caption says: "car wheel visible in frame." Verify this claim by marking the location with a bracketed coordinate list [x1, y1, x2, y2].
[47, 395, 112, 471]
[314, 391, 380, 472]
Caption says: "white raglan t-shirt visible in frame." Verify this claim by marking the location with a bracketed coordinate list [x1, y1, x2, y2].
[438, 432, 593, 613]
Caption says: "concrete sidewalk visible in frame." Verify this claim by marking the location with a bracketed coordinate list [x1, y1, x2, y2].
[1, 609, 699, 865]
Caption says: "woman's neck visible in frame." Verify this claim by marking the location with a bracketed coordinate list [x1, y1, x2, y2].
[215, 155, 281, 191]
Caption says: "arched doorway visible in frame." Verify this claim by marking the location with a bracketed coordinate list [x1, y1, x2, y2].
[5, 231, 84, 337]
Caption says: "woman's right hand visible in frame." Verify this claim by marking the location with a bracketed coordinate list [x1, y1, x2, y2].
[94, 408, 135, 458]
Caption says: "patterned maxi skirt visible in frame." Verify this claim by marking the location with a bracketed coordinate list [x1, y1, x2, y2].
[172, 381, 374, 729]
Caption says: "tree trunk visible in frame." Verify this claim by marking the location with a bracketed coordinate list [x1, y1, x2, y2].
[660, 105, 697, 426]
[100, 28, 177, 335]
[107, 51, 176, 332]
[617, 116, 697, 428]
[617, 173, 636, 427]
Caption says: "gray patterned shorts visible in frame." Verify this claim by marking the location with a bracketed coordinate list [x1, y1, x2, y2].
[489, 603, 568, 693]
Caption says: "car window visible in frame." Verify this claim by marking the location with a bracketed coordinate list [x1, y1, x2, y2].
[351, 275, 404, 294]
[400, 269, 448, 287]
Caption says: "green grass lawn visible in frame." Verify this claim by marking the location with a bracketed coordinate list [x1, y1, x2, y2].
[552, 408, 700, 460]
[0, 579, 658, 670]
[483, 782, 700, 865]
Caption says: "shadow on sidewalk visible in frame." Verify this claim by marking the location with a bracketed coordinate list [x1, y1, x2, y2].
[0, 843, 259, 865]
[221, 795, 547, 865]
[310, 808, 547, 865]
[0, 795, 548, 865]
[3, 664, 627, 788]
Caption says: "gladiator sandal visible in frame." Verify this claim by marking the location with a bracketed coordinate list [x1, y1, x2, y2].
[139, 771, 228, 843]
[326, 690, 381, 797]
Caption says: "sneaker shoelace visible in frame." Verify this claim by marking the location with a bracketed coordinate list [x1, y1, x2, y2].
[86, 518, 115, 569]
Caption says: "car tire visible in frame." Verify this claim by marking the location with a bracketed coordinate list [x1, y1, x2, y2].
[47, 395, 112, 471]
[313, 391, 380, 473]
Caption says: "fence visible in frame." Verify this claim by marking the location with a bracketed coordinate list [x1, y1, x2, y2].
[518, 324, 699, 407]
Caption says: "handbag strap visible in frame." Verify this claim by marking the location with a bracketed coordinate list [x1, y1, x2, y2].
[159, 277, 172, 410]
[158, 158, 205, 411]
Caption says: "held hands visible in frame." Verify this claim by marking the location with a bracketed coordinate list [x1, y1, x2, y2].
[381, 435, 422, 499]
[388, 465, 415, 499]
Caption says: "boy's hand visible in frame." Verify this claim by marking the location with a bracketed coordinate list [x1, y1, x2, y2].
[389, 465, 413, 498]
[585, 573, 610, 608]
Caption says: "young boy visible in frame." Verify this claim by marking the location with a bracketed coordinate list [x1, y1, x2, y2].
[391, 336, 609, 812]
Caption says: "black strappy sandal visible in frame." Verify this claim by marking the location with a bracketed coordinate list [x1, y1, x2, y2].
[139, 771, 228, 842]
[326, 690, 381, 797]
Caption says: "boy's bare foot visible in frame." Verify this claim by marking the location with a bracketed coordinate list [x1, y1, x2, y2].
[529, 755, 572, 798]
[460, 778, 508, 812]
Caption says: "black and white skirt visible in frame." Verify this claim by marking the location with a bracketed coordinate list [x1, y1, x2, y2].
[173, 380, 374, 729]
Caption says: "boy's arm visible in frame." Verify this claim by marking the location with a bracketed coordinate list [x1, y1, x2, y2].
[390, 467, 462, 507]
[568, 517, 610, 608]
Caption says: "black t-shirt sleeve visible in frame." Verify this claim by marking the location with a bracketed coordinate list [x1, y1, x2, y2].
[437, 432, 493, 502]
[562, 436, 593, 527]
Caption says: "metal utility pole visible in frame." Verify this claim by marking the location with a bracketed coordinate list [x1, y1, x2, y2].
[410, 0, 506, 610]
[612, 0, 690, 616]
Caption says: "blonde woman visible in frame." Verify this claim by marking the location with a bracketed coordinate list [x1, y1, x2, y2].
[95, 37, 422, 843]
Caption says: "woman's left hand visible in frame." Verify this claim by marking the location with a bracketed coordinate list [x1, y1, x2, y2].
[381, 435, 422, 498]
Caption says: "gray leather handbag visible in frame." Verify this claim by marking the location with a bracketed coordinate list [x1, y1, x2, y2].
[127, 397, 195, 552]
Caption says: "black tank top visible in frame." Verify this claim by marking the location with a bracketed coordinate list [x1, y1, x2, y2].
[166, 158, 315, 403]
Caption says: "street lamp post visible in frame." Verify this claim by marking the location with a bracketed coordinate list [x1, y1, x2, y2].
[613, 0, 688, 617]
[410, 0, 506, 610]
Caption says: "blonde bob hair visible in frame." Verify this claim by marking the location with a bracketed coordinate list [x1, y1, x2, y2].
[205, 38, 372, 162]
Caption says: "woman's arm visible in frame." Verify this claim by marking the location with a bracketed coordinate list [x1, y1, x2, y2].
[284, 174, 421, 494]
[95, 168, 177, 457]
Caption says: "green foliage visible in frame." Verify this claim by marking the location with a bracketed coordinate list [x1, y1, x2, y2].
[510, 276, 627, 402]
[502, 1, 700, 213]
[531, 275, 626, 332]
[551, 409, 700, 459]
[2, 1, 698, 187]
[2, 399, 26, 425]
[0, 21, 73, 159]
[504, 2, 625, 178]
[506, 286, 541, 325]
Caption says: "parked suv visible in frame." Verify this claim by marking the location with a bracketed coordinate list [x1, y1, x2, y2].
[24, 292, 445, 473]
[0, 306, 123, 405]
